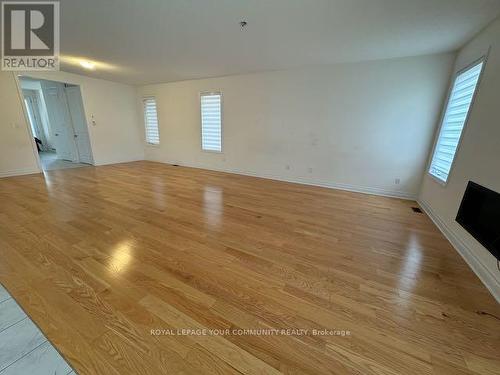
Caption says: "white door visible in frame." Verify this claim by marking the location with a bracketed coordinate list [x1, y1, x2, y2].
[23, 91, 49, 150]
[65, 86, 93, 164]
[41, 82, 78, 162]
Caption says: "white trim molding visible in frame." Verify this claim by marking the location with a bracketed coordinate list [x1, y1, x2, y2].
[234, 170, 416, 200]
[94, 156, 145, 166]
[418, 199, 500, 303]
[0, 167, 41, 178]
[148, 158, 416, 200]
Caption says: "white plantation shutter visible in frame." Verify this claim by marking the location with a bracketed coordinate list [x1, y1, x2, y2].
[201, 93, 222, 152]
[429, 60, 484, 183]
[143, 97, 160, 145]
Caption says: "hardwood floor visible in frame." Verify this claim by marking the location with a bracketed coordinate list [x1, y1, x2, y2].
[0, 161, 498, 374]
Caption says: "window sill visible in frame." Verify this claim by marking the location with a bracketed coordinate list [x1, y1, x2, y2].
[428, 172, 448, 187]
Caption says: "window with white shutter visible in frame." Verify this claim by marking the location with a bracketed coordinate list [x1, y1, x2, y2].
[201, 93, 222, 152]
[429, 59, 485, 183]
[143, 97, 160, 145]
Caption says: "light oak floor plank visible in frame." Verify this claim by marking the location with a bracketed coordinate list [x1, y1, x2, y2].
[0, 161, 498, 374]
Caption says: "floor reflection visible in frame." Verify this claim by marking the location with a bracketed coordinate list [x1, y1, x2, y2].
[109, 240, 133, 275]
[398, 233, 423, 297]
[203, 185, 223, 229]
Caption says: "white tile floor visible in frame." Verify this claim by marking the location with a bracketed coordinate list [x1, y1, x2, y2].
[0, 284, 75, 375]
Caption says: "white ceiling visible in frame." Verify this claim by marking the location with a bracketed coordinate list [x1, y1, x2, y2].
[58, 0, 500, 85]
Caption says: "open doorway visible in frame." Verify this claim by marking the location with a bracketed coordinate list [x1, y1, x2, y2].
[19, 77, 94, 171]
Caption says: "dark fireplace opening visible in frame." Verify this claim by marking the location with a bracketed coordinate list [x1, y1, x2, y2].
[456, 181, 500, 261]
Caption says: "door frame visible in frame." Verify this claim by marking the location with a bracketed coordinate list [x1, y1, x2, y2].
[41, 80, 80, 162]
[13, 73, 42, 173]
[14, 74, 96, 171]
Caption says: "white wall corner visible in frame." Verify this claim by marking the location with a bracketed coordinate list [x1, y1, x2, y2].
[418, 199, 500, 303]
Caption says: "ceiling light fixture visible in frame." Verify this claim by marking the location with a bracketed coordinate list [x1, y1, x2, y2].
[79, 60, 96, 70]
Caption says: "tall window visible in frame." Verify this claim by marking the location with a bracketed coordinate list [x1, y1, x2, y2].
[429, 60, 484, 183]
[143, 97, 160, 145]
[201, 93, 222, 152]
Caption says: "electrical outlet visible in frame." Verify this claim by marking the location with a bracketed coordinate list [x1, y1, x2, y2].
[308, 167, 313, 174]
[395, 178, 400, 185]
[285, 165, 290, 170]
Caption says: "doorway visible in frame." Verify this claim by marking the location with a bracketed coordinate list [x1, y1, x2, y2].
[19, 77, 94, 171]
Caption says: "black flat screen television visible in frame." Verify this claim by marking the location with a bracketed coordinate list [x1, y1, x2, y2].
[456, 181, 500, 261]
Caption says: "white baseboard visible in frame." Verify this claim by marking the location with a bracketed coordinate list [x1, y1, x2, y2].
[0, 167, 41, 178]
[94, 156, 145, 166]
[418, 199, 500, 303]
[229, 169, 415, 200]
[150, 159, 416, 200]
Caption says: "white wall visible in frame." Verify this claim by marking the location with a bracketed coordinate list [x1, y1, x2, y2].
[18, 70, 144, 167]
[0, 71, 40, 177]
[419, 18, 500, 301]
[138, 53, 455, 198]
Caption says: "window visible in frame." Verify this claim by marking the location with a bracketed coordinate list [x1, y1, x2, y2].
[201, 93, 222, 152]
[429, 59, 484, 183]
[143, 97, 160, 145]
